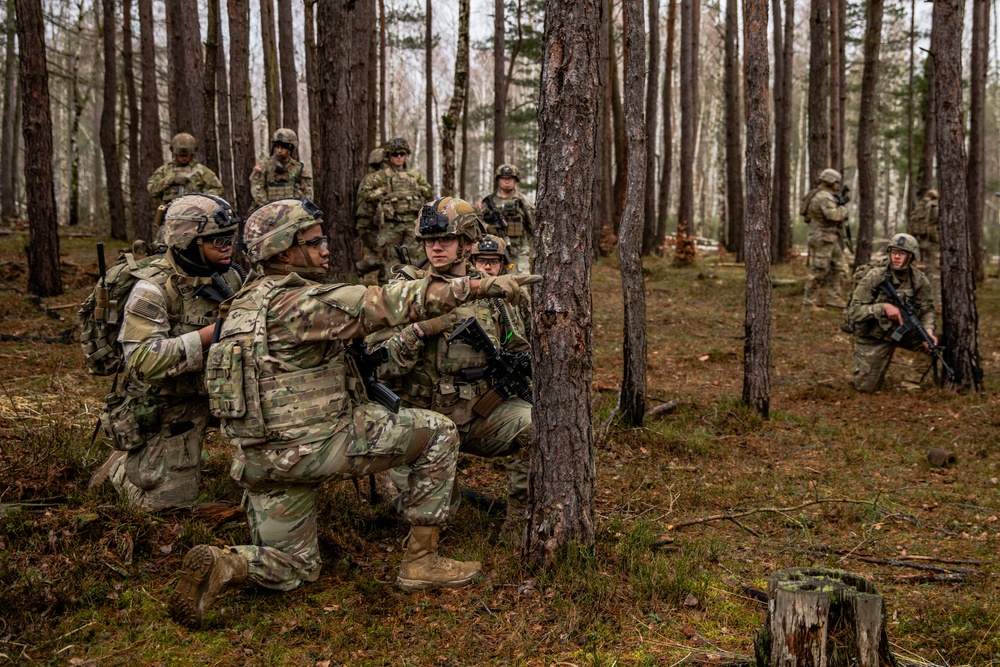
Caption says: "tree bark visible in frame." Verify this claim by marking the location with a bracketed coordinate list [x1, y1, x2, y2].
[304, 0, 321, 188]
[202, 0, 221, 175]
[68, 6, 87, 228]
[1, 0, 17, 223]
[137, 0, 160, 222]
[593, 0, 613, 257]
[610, 18, 626, 234]
[440, 0, 469, 197]
[967, 0, 988, 283]
[743, 0, 771, 417]
[101, 0, 126, 239]
[316, 0, 373, 280]
[828, 0, 842, 172]
[15, 0, 61, 297]
[212, 0, 234, 200]
[379, 0, 386, 146]
[807, 0, 829, 185]
[493, 0, 504, 167]
[769, 0, 792, 264]
[277, 0, 298, 136]
[526, 0, 599, 567]
[724, 0, 744, 260]
[619, 0, 647, 426]
[165, 3, 183, 135]
[180, 0, 204, 147]
[854, 0, 882, 269]
[260, 0, 280, 137]
[655, 0, 676, 251]
[905, 0, 915, 219]
[122, 0, 150, 241]
[674, 0, 697, 265]
[228, 0, 255, 214]
[424, 0, 433, 189]
[916, 37, 935, 194]
[366, 17, 377, 153]
[933, 0, 983, 392]
[641, 0, 659, 256]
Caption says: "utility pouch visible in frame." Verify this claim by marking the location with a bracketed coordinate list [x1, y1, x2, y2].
[205, 341, 247, 419]
[134, 397, 161, 434]
[100, 393, 145, 451]
[473, 388, 505, 418]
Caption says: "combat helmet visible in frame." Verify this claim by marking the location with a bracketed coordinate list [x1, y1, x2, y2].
[367, 146, 385, 169]
[819, 168, 842, 185]
[161, 194, 240, 275]
[414, 197, 484, 272]
[495, 164, 521, 182]
[271, 128, 298, 154]
[243, 198, 327, 275]
[170, 133, 197, 158]
[470, 234, 510, 274]
[386, 138, 411, 156]
[887, 233, 920, 263]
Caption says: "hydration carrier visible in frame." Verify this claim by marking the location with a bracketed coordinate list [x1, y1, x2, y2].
[839, 253, 889, 334]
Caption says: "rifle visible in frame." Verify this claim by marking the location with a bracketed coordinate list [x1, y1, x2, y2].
[843, 222, 854, 254]
[482, 196, 509, 239]
[394, 245, 428, 272]
[446, 316, 532, 417]
[873, 271, 954, 384]
[349, 338, 401, 413]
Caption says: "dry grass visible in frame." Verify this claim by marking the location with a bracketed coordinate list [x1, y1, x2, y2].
[1, 231, 998, 666]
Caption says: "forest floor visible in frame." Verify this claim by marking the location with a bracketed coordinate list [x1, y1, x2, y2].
[1, 228, 999, 666]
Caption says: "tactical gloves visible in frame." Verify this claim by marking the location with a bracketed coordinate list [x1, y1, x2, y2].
[477, 274, 542, 301]
[837, 185, 851, 206]
[411, 313, 456, 340]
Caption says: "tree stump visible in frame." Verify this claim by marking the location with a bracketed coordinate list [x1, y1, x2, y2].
[754, 568, 898, 667]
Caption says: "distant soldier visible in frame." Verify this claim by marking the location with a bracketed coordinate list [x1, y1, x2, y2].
[907, 188, 940, 302]
[354, 146, 386, 277]
[801, 168, 850, 310]
[479, 164, 535, 273]
[357, 138, 433, 282]
[250, 128, 313, 208]
[147, 133, 224, 211]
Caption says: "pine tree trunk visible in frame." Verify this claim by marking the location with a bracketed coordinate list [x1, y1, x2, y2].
[492, 0, 504, 167]
[180, 0, 204, 149]
[743, 0, 771, 416]
[15, 0, 61, 297]
[304, 0, 321, 187]
[101, 0, 126, 239]
[260, 0, 280, 137]
[379, 0, 386, 146]
[855, 0, 882, 269]
[212, 0, 234, 200]
[228, 0, 255, 214]
[594, 0, 613, 257]
[277, 0, 298, 135]
[967, 0, 988, 284]
[933, 0, 983, 393]
[459, 74, 469, 197]
[807, 0, 828, 185]
[724, 0, 744, 260]
[316, 0, 373, 280]
[916, 39, 935, 194]
[122, 0, 150, 241]
[619, 0, 647, 426]
[655, 0, 676, 250]
[424, 0, 434, 189]
[829, 0, 842, 172]
[904, 0, 915, 219]
[366, 21, 377, 153]
[165, 5, 183, 135]
[778, 0, 792, 261]
[138, 0, 160, 220]
[674, 0, 697, 266]
[202, 0, 221, 175]
[440, 0, 469, 198]
[1, 0, 18, 223]
[526, 0, 598, 567]
[610, 19, 626, 234]
[641, 0, 660, 256]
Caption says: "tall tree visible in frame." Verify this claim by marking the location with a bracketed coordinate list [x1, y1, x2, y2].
[620, 0, 647, 426]
[654, 0, 676, 250]
[916, 36, 935, 193]
[610, 20, 626, 231]
[674, 0, 697, 265]
[260, 0, 280, 136]
[165, 3, 184, 134]
[770, 0, 793, 263]
[137, 0, 160, 225]
[526, 0, 599, 566]
[228, 0, 255, 213]
[933, 0, 982, 392]
[723, 0, 744, 259]
[180, 0, 204, 146]
[641, 0, 659, 255]
[277, 0, 298, 135]
[594, 0, 613, 257]
[1, 0, 17, 222]
[101, 0, 126, 239]
[211, 0, 234, 199]
[378, 0, 386, 146]
[15, 0, 61, 296]
[493, 0, 504, 166]
[366, 16, 377, 152]
[304, 0, 321, 187]
[967, 0, 988, 283]
[315, 0, 373, 280]
[854, 0, 883, 268]
[122, 0, 151, 241]
[203, 0, 221, 174]
[424, 0, 433, 188]
[829, 0, 842, 172]
[67, 2, 89, 228]
[905, 0, 916, 218]
[807, 0, 829, 184]
[440, 0, 469, 197]
[743, 0, 771, 416]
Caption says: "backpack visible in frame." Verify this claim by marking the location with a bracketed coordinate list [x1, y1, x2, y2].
[78, 250, 163, 376]
[840, 254, 889, 334]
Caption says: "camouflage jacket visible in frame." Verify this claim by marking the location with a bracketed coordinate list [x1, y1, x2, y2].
[118, 254, 243, 398]
[801, 187, 847, 236]
[480, 189, 535, 239]
[147, 160, 224, 208]
[848, 264, 935, 340]
[354, 168, 382, 231]
[250, 155, 313, 207]
[357, 165, 433, 224]
[907, 195, 939, 242]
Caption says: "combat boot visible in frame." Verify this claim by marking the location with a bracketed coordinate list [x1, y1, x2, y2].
[170, 545, 248, 627]
[396, 526, 481, 591]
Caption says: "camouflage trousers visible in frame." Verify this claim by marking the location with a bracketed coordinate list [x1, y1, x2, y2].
[852, 331, 933, 393]
[390, 397, 532, 507]
[917, 238, 940, 304]
[804, 231, 849, 307]
[376, 220, 421, 283]
[505, 237, 533, 274]
[228, 403, 461, 592]
[106, 400, 208, 509]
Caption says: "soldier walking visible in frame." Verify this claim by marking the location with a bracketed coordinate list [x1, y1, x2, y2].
[250, 128, 313, 208]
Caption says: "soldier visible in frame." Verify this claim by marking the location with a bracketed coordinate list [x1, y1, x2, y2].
[479, 164, 535, 273]
[907, 188, 940, 302]
[357, 138, 433, 282]
[250, 128, 313, 208]
[378, 198, 533, 544]
[147, 133, 224, 211]
[847, 233, 937, 393]
[470, 233, 531, 340]
[801, 168, 851, 310]
[354, 146, 387, 276]
[91, 195, 244, 509]
[169, 198, 538, 627]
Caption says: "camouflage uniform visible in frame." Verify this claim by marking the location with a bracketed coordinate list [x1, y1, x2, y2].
[354, 147, 387, 276]
[480, 165, 535, 274]
[249, 155, 312, 207]
[357, 142, 432, 282]
[98, 196, 243, 509]
[802, 179, 850, 308]
[907, 189, 940, 302]
[848, 236, 936, 393]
